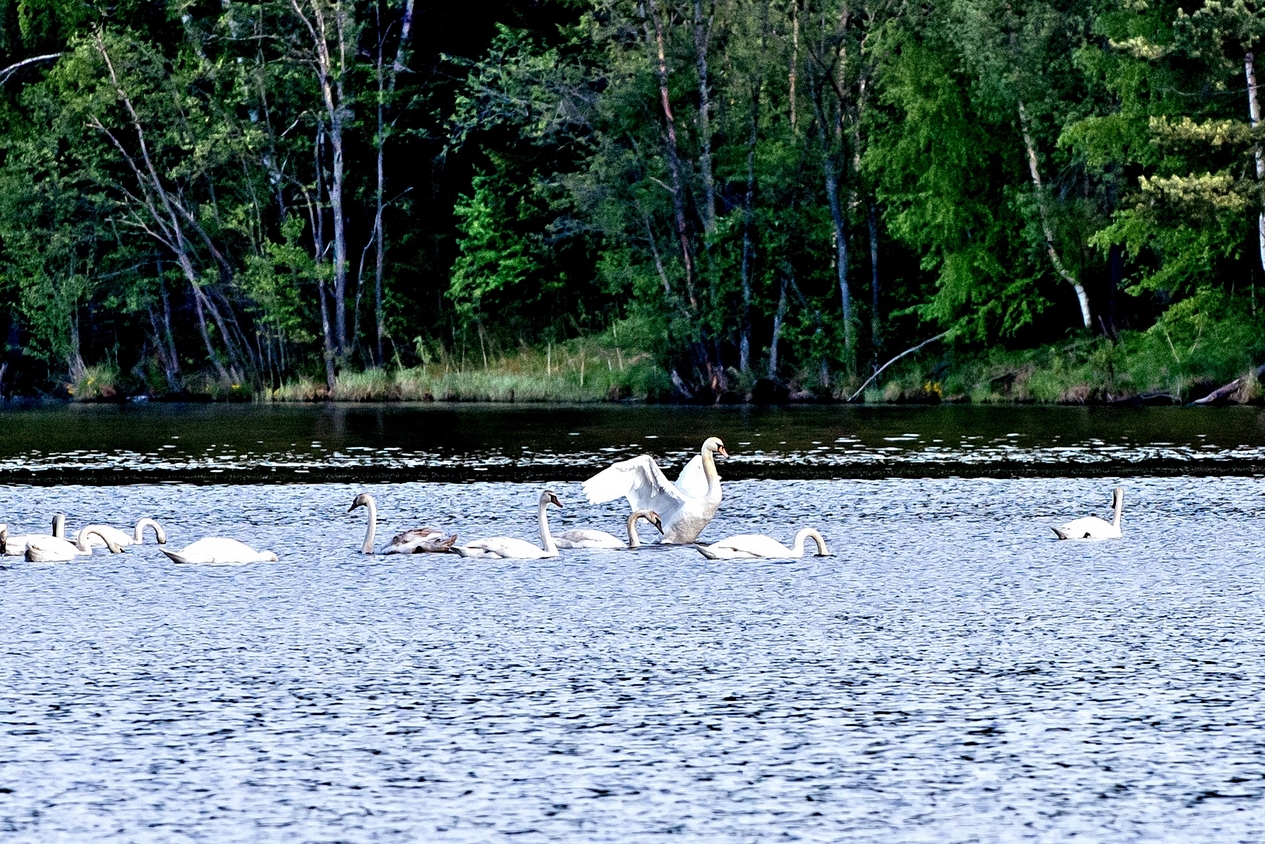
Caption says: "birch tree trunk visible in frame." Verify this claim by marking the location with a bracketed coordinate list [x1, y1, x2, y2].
[371, 0, 415, 367]
[1246, 52, 1265, 279]
[1017, 100, 1092, 329]
[291, 0, 354, 361]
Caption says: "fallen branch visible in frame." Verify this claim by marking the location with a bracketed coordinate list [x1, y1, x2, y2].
[846, 330, 951, 403]
[0, 53, 62, 85]
[1189, 361, 1265, 405]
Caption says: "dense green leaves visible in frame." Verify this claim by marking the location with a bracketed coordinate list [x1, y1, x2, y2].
[1, 0, 1264, 399]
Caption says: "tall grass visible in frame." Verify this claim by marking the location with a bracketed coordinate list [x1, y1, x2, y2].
[271, 331, 671, 402]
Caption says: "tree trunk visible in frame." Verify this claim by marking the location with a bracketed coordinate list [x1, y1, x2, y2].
[1017, 99, 1092, 329]
[868, 200, 880, 352]
[372, 0, 415, 368]
[317, 278, 337, 391]
[692, 0, 716, 235]
[738, 71, 761, 374]
[1246, 52, 1265, 280]
[645, 0, 697, 308]
[823, 155, 852, 350]
[769, 274, 788, 379]
[1107, 242, 1122, 338]
[789, 0, 799, 135]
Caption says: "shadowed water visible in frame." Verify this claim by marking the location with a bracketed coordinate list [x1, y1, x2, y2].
[3, 476, 1264, 841]
[3, 403, 1265, 482]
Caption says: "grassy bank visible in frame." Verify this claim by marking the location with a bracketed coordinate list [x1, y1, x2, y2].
[268, 335, 672, 403]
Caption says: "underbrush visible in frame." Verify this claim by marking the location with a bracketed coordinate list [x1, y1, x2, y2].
[867, 295, 1265, 404]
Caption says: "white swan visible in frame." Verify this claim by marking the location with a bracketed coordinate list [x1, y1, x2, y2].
[1053, 487, 1124, 540]
[582, 436, 728, 543]
[696, 528, 831, 560]
[1, 515, 67, 556]
[555, 510, 664, 549]
[452, 490, 562, 559]
[348, 493, 457, 554]
[25, 526, 124, 562]
[79, 518, 167, 548]
[161, 538, 279, 565]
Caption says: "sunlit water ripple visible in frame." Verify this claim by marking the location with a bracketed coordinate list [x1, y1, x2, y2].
[3, 476, 1265, 841]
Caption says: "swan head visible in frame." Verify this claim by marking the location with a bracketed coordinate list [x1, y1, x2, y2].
[646, 511, 664, 533]
[541, 490, 563, 509]
[703, 436, 729, 458]
[348, 493, 374, 513]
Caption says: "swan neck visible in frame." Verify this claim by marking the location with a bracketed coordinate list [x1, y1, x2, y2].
[794, 528, 827, 556]
[700, 447, 721, 491]
[538, 496, 557, 554]
[53, 514, 65, 539]
[626, 511, 641, 548]
[134, 518, 166, 544]
[77, 527, 119, 553]
[1112, 491, 1123, 529]
[362, 497, 377, 554]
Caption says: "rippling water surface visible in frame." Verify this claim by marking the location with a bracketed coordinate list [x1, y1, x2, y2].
[2, 406, 1265, 841]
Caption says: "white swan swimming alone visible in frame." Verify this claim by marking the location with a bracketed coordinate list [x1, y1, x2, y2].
[582, 436, 728, 543]
[1053, 487, 1124, 540]
[25, 526, 124, 562]
[161, 538, 279, 565]
[348, 493, 457, 554]
[1, 515, 67, 556]
[452, 490, 562, 559]
[78, 518, 167, 549]
[555, 510, 664, 549]
[696, 528, 831, 560]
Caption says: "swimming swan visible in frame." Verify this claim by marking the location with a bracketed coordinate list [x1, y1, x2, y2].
[582, 437, 728, 543]
[1, 515, 67, 556]
[555, 510, 664, 549]
[695, 528, 831, 560]
[79, 518, 167, 548]
[452, 490, 562, 559]
[1053, 487, 1124, 540]
[25, 527, 125, 562]
[348, 493, 457, 554]
[161, 538, 279, 565]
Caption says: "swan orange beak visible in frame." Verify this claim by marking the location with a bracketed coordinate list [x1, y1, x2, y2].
[549, 493, 563, 508]
[718, 444, 729, 457]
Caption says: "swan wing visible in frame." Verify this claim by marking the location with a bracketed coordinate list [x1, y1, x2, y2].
[454, 537, 553, 559]
[24, 536, 79, 563]
[695, 542, 757, 560]
[709, 533, 795, 558]
[674, 455, 711, 500]
[1053, 516, 1120, 541]
[164, 537, 273, 564]
[385, 527, 447, 554]
[583, 454, 690, 514]
[82, 525, 133, 548]
[555, 529, 625, 549]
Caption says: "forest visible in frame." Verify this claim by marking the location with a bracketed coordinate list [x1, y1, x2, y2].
[2, 0, 1265, 403]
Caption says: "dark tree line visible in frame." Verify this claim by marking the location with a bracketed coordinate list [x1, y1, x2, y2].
[2, 0, 1265, 399]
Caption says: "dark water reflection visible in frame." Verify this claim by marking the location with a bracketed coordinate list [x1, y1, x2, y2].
[2, 477, 1265, 841]
[3, 403, 1265, 483]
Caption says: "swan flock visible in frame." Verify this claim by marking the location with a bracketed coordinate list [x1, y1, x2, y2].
[1, 436, 1128, 564]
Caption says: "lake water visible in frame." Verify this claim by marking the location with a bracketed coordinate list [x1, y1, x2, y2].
[2, 404, 1264, 841]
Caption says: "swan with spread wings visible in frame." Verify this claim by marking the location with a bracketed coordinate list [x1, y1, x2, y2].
[581, 437, 728, 543]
